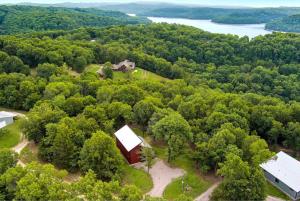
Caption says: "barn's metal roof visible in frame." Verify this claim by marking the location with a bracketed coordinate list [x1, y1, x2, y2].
[260, 151, 300, 192]
[114, 125, 142, 152]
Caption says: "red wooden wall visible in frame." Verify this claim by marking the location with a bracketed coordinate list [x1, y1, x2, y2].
[116, 139, 141, 164]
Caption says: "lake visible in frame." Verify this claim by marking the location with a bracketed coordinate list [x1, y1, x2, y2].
[148, 17, 272, 38]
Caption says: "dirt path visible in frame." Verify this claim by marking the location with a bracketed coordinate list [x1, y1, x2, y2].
[12, 135, 28, 154]
[194, 182, 220, 201]
[10, 112, 28, 167]
[146, 159, 185, 197]
[266, 196, 286, 201]
[11, 134, 28, 167]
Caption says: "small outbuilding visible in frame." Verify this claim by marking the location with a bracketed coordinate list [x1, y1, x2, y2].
[0, 111, 17, 129]
[260, 151, 300, 200]
[114, 125, 142, 164]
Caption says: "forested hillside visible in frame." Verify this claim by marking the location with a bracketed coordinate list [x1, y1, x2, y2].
[266, 14, 300, 33]
[142, 7, 300, 24]
[1, 15, 300, 200]
[0, 5, 149, 34]
[10, 24, 300, 101]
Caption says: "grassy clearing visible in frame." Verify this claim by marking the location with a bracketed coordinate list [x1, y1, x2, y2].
[121, 164, 153, 194]
[151, 143, 212, 200]
[0, 119, 22, 148]
[85, 64, 168, 82]
[85, 64, 101, 73]
[266, 182, 290, 200]
[114, 68, 168, 82]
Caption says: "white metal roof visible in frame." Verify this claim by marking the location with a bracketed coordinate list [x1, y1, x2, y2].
[114, 125, 142, 152]
[260, 151, 300, 192]
[0, 111, 17, 118]
[0, 121, 7, 129]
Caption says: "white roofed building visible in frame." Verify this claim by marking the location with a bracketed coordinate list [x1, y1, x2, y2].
[260, 151, 300, 200]
[0, 111, 17, 129]
[114, 125, 142, 164]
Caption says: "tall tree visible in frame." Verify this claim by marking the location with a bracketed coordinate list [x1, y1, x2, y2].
[211, 153, 266, 201]
[0, 149, 18, 174]
[141, 147, 155, 172]
[152, 113, 192, 161]
[79, 131, 123, 181]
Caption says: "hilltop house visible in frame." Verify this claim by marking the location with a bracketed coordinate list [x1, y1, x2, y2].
[112, 60, 135, 72]
[260, 151, 300, 200]
[97, 60, 136, 77]
[0, 111, 17, 129]
[114, 125, 142, 164]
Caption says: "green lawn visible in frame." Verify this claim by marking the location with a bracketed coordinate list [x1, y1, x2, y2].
[114, 68, 168, 82]
[266, 182, 290, 200]
[0, 119, 22, 148]
[85, 64, 100, 73]
[152, 143, 212, 200]
[121, 164, 153, 194]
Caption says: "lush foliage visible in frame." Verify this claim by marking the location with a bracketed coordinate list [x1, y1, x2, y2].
[2, 24, 300, 101]
[1, 16, 300, 200]
[0, 5, 149, 34]
[211, 153, 267, 201]
[79, 131, 123, 181]
[266, 14, 300, 33]
[0, 149, 17, 174]
[0, 163, 143, 201]
[142, 7, 300, 24]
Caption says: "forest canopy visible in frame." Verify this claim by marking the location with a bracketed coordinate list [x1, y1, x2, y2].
[0, 5, 149, 34]
[266, 14, 300, 33]
[3, 23, 300, 101]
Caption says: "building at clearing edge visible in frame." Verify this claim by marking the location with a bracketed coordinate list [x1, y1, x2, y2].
[260, 151, 300, 200]
[114, 125, 142, 164]
[0, 111, 16, 129]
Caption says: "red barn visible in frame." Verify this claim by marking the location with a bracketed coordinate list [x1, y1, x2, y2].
[114, 125, 142, 164]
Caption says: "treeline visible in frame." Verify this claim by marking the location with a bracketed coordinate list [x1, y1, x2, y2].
[142, 7, 300, 24]
[213, 10, 286, 24]
[0, 35, 97, 72]
[266, 14, 300, 33]
[0, 5, 149, 34]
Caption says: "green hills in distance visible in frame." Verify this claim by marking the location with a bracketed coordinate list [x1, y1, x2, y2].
[0, 5, 149, 34]
[1, 3, 300, 33]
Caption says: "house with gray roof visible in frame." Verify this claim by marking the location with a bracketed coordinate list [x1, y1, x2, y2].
[0, 111, 17, 129]
[260, 151, 300, 200]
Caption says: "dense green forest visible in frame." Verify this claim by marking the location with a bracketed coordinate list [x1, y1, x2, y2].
[0, 6, 300, 200]
[16, 3, 300, 26]
[0, 5, 149, 34]
[266, 14, 300, 33]
[6, 24, 300, 101]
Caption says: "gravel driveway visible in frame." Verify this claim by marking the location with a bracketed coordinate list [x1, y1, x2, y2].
[146, 159, 185, 197]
